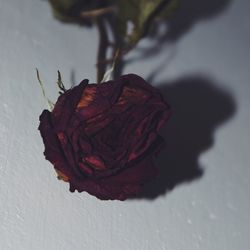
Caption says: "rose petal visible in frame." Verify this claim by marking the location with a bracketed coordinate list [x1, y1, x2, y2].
[84, 155, 107, 170]
[121, 74, 163, 97]
[52, 80, 88, 132]
[70, 156, 157, 200]
[39, 110, 74, 179]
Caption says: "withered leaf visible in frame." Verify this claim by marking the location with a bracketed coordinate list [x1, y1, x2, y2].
[116, 0, 179, 48]
[48, 0, 179, 48]
[48, 0, 109, 24]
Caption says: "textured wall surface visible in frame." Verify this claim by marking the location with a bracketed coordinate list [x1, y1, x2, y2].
[1, 0, 250, 249]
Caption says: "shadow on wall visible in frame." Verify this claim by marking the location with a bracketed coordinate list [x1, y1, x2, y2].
[164, 0, 232, 41]
[137, 0, 232, 58]
[136, 75, 236, 200]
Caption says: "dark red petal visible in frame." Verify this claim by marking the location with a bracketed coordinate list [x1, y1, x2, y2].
[75, 82, 121, 121]
[38, 110, 74, 179]
[52, 80, 88, 132]
[84, 155, 107, 170]
[70, 156, 157, 200]
[128, 132, 157, 162]
[100, 156, 157, 200]
[120, 74, 163, 96]
[84, 113, 114, 136]
[75, 76, 132, 121]
[156, 108, 172, 132]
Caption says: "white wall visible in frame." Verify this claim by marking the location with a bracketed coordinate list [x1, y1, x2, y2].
[0, 0, 250, 249]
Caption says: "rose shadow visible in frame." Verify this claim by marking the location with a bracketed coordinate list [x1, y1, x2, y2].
[133, 75, 236, 200]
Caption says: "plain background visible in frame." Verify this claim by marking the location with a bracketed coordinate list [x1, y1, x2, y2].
[0, 0, 250, 249]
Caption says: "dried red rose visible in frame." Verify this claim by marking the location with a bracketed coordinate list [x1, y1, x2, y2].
[39, 74, 171, 200]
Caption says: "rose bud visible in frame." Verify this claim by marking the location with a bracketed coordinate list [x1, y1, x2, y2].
[38, 74, 171, 200]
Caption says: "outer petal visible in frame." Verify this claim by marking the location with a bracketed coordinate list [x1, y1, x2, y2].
[70, 155, 158, 200]
[38, 110, 74, 179]
[128, 106, 171, 161]
[121, 74, 166, 99]
[75, 80, 123, 120]
[52, 80, 88, 132]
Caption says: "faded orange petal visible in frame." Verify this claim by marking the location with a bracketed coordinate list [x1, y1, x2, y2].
[77, 87, 97, 109]
[55, 169, 69, 182]
[117, 86, 149, 105]
[84, 155, 107, 170]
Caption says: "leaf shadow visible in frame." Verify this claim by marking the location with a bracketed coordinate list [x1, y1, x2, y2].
[164, 0, 232, 42]
[132, 0, 232, 60]
[135, 75, 236, 200]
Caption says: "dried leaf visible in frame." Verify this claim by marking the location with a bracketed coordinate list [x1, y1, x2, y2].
[48, 0, 110, 24]
[116, 0, 179, 48]
[47, 0, 179, 48]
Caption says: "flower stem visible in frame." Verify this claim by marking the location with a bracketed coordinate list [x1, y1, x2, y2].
[96, 17, 109, 83]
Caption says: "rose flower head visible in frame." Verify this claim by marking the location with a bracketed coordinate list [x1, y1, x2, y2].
[39, 74, 171, 200]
